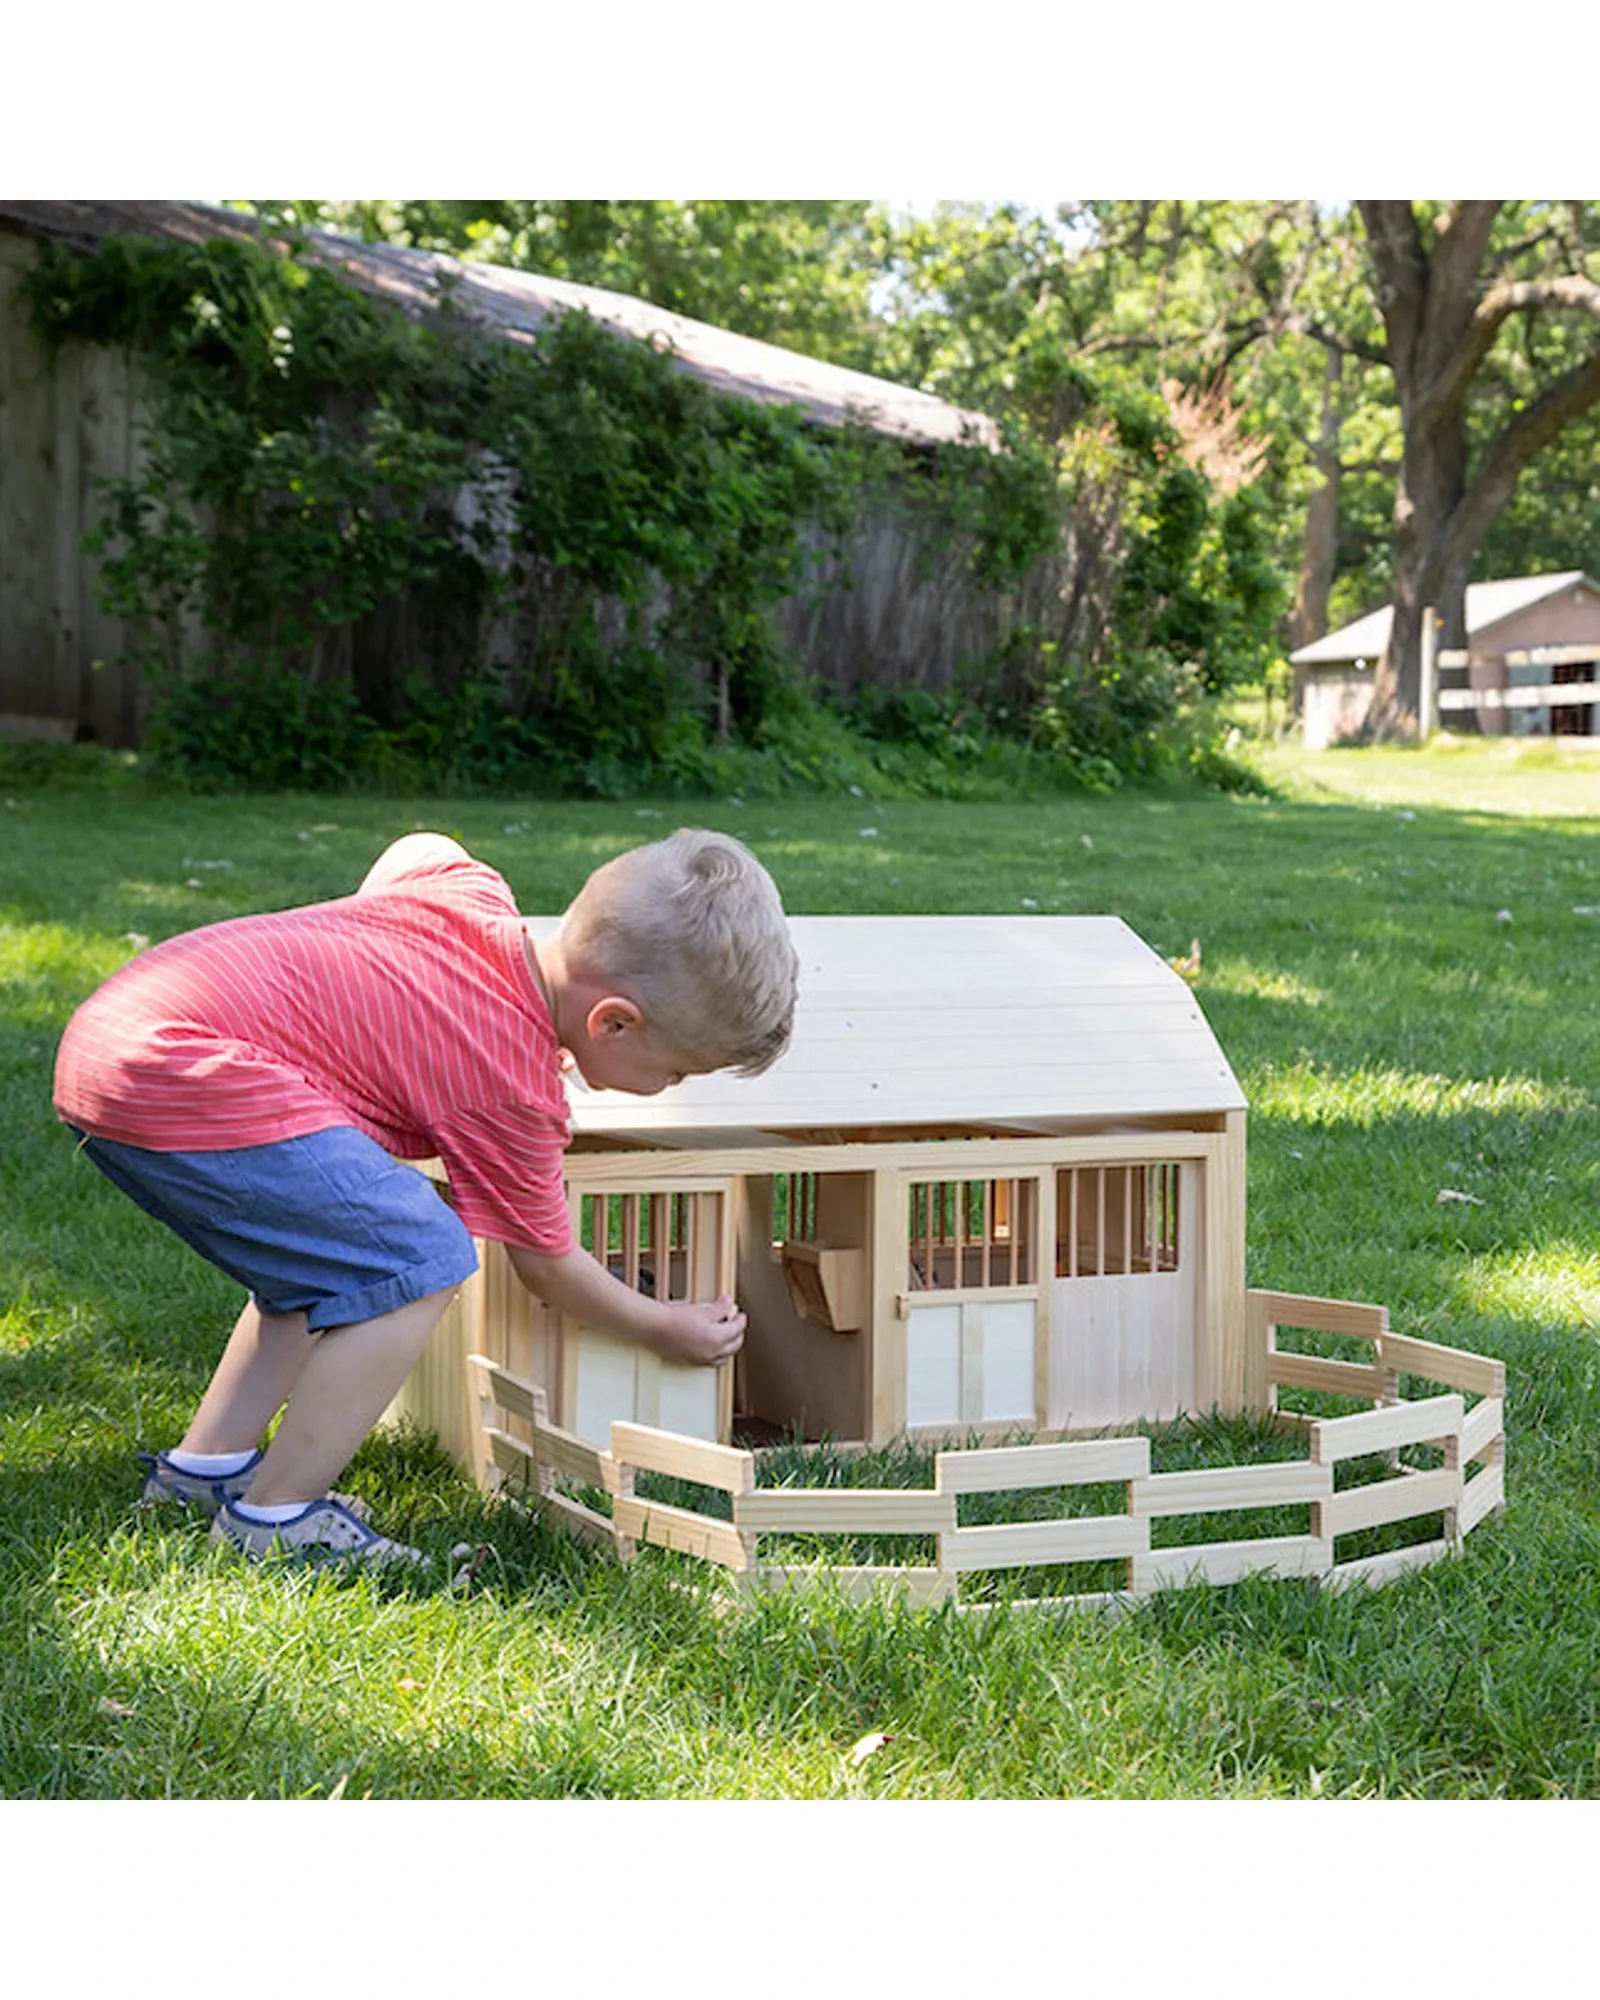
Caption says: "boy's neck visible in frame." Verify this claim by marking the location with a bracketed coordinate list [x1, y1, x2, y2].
[525, 934, 563, 1033]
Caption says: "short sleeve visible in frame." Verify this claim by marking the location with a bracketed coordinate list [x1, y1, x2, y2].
[430, 1103, 574, 1255]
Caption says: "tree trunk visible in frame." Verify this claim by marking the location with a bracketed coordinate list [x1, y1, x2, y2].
[1359, 202, 1497, 737]
[1358, 199, 1600, 740]
[1373, 425, 1471, 734]
[1286, 350, 1345, 670]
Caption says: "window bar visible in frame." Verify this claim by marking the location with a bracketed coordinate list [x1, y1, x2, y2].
[1146, 1165, 1159, 1276]
[683, 1191, 701, 1303]
[648, 1193, 668, 1302]
[1161, 1165, 1171, 1269]
[1169, 1165, 1179, 1269]
[620, 1193, 639, 1291]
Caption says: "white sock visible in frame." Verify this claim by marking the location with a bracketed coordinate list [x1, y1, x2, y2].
[167, 1447, 258, 1476]
[232, 1498, 315, 1523]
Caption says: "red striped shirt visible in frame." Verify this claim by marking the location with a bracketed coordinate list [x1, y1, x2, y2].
[54, 841, 573, 1253]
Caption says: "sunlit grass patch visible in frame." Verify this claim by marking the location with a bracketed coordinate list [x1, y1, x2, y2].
[1251, 1063, 1594, 1129]
[1452, 1244, 1600, 1330]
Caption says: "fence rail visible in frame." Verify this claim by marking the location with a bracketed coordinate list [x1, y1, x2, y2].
[464, 1290, 1506, 1610]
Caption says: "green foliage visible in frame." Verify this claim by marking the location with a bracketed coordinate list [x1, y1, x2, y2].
[25, 228, 1094, 795]
[255, 200, 889, 371]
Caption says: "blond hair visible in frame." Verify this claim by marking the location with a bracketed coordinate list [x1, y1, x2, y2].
[559, 829, 798, 1076]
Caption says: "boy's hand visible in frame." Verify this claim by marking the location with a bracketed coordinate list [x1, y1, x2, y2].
[508, 1245, 744, 1369]
[650, 1294, 746, 1367]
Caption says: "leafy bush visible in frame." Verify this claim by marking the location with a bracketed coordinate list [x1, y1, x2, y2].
[23, 226, 1276, 798]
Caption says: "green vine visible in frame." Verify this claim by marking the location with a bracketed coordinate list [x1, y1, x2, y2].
[22, 227, 1268, 796]
[24, 233, 1014, 789]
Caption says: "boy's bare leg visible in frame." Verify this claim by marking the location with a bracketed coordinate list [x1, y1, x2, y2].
[241, 1286, 459, 1507]
[180, 1301, 317, 1457]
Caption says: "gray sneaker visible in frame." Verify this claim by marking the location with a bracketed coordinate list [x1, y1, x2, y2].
[140, 1450, 372, 1522]
[211, 1497, 423, 1568]
[138, 1449, 264, 1516]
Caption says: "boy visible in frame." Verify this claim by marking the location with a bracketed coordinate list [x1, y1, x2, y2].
[54, 827, 798, 1566]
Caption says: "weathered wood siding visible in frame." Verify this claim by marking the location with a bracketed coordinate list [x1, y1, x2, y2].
[0, 221, 1066, 744]
[0, 229, 143, 745]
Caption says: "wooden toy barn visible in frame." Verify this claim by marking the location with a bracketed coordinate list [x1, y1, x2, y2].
[390, 913, 1507, 1603]
[396, 914, 1255, 1461]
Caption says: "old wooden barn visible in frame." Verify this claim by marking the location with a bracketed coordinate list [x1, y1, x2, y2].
[0, 199, 1003, 748]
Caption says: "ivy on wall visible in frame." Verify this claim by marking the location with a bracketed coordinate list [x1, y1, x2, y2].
[23, 228, 1273, 796]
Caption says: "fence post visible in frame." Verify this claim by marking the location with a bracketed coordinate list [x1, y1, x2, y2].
[1419, 606, 1438, 741]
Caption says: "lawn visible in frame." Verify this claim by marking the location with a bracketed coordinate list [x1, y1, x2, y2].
[3, 739, 1599, 1799]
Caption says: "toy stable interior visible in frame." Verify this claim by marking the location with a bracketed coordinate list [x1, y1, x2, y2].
[392, 914, 1260, 1465]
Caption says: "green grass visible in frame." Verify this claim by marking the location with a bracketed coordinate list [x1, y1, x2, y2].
[4, 742, 1600, 1797]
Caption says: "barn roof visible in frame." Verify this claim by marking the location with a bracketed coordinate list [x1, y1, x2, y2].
[0, 200, 997, 451]
[525, 914, 1246, 1144]
[1290, 571, 1600, 667]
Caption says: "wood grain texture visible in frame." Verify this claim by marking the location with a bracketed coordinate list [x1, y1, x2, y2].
[1310, 1393, 1463, 1465]
[1265, 1352, 1387, 1401]
[1320, 1467, 1460, 1540]
[611, 1496, 752, 1570]
[1458, 1462, 1506, 1536]
[1132, 1461, 1332, 1516]
[1380, 1332, 1505, 1400]
[1249, 1290, 1388, 1343]
[733, 1488, 954, 1534]
[940, 1514, 1148, 1572]
[935, 1434, 1150, 1493]
[609, 1420, 755, 1494]
[1460, 1396, 1505, 1466]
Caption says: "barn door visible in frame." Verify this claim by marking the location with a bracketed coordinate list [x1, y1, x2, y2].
[901, 1175, 1043, 1434]
[565, 1185, 734, 1447]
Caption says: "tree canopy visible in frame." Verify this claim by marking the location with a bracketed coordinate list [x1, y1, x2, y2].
[41, 196, 1599, 789]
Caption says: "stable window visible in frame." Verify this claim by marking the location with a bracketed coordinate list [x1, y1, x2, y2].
[908, 1177, 1036, 1290]
[580, 1190, 724, 1302]
[1056, 1163, 1181, 1278]
[772, 1171, 819, 1246]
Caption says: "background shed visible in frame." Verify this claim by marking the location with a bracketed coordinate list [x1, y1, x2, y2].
[1291, 572, 1600, 748]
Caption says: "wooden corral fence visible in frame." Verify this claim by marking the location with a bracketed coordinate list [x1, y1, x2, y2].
[463, 1289, 1506, 1611]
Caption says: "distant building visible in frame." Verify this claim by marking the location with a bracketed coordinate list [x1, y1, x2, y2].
[1290, 572, 1600, 748]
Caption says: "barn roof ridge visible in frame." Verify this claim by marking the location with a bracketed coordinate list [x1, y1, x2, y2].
[0, 199, 998, 452]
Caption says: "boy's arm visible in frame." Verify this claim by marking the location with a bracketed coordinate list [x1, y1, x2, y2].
[506, 1243, 745, 1368]
[358, 832, 473, 896]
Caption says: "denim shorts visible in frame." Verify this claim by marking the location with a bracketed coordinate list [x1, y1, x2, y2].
[69, 1125, 480, 1330]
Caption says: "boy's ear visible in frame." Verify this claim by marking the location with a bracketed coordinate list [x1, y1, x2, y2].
[585, 996, 643, 1040]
